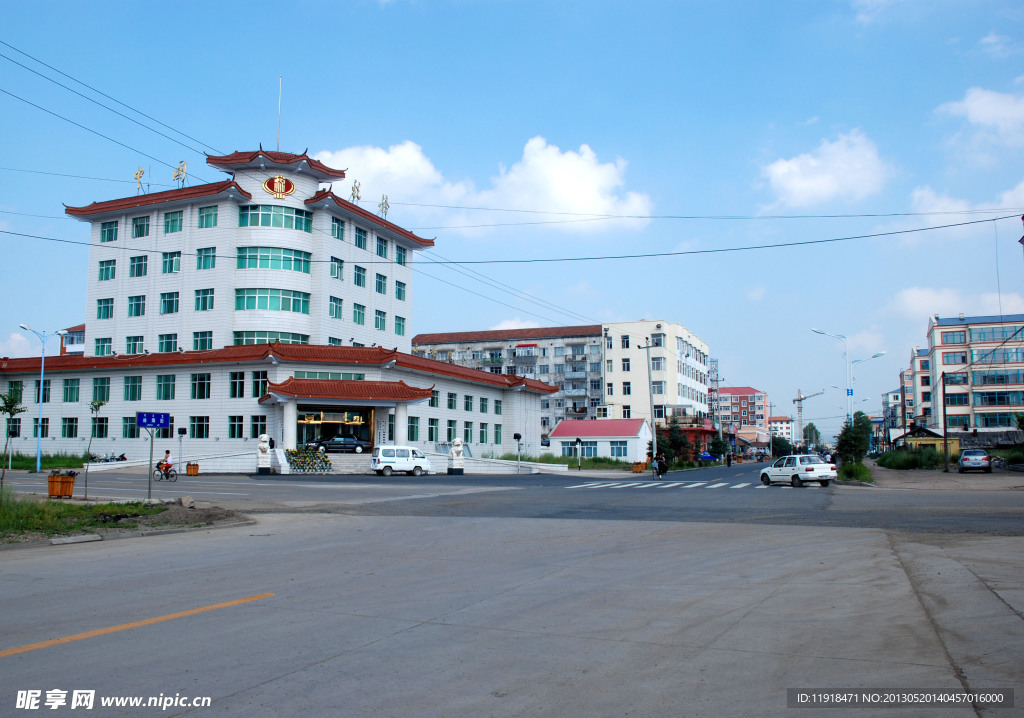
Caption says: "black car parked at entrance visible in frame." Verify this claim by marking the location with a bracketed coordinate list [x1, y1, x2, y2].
[309, 436, 373, 453]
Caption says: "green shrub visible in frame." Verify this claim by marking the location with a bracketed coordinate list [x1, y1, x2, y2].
[492, 452, 635, 470]
[876, 448, 944, 470]
[2, 451, 92, 472]
[839, 462, 873, 482]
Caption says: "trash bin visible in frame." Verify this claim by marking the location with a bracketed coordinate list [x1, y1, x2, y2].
[186, 462, 199, 476]
[632, 462, 646, 473]
[48, 470, 77, 498]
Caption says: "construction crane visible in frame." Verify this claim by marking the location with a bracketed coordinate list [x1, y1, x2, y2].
[793, 388, 826, 449]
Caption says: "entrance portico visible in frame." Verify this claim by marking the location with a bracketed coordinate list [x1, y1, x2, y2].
[260, 378, 433, 450]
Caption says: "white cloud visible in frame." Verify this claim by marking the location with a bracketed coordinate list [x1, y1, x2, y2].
[978, 32, 1019, 58]
[489, 318, 541, 331]
[938, 88, 1024, 147]
[0, 332, 32, 358]
[761, 130, 890, 208]
[746, 286, 765, 301]
[890, 287, 1024, 321]
[314, 136, 652, 236]
[852, 0, 902, 24]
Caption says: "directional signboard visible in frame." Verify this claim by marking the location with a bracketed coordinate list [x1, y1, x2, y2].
[136, 412, 170, 429]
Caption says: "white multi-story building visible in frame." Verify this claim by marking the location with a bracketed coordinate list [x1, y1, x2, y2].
[67, 150, 429, 355]
[2, 149, 556, 470]
[767, 415, 794, 443]
[413, 319, 710, 434]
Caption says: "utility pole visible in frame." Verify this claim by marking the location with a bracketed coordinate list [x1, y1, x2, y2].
[942, 372, 949, 472]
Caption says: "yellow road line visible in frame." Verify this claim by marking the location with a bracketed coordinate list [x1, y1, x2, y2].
[0, 592, 275, 658]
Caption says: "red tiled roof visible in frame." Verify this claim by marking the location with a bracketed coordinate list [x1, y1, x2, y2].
[549, 419, 648, 439]
[306, 189, 434, 248]
[718, 387, 762, 395]
[413, 325, 602, 345]
[0, 343, 557, 394]
[260, 378, 433, 403]
[63, 324, 85, 333]
[206, 150, 347, 179]
[768, 416, 793, 422]
[65, 180, 252, 218]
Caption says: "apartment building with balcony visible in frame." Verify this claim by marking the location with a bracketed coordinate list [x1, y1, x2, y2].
[413, 319, 710, 435]
[925, 313, 1024, 430]
[714, 387, 769, 430]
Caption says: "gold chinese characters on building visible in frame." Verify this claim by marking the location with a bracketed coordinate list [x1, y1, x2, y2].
[262, 175, 296, 199]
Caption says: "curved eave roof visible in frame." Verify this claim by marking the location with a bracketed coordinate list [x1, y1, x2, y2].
[64, 180, 252, 220]
[206, 150, 346, 181]
[306, 190, 435, 248]
[259, 378, 433, 403]
[0, 343, 557, 394]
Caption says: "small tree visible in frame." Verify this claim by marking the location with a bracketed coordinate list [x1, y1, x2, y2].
[835, 411, 872, 465]
[772, 435, 794, 457]
[1, 388, 27, 491]
[83, 399, 107, 500]
[803, 422, 821, 450]
[710, 434, 729, 458]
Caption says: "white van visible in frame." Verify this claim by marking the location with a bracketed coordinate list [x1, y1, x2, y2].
[370, 446, 432, 476]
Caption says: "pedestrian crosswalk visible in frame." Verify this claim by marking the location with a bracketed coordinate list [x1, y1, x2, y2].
[565, 480, 826, 490]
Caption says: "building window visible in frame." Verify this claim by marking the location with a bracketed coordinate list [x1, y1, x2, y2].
[354, 266, 366, 287]
[464, 421, 473, 444]
[236, 247, 311, 273]
[100, 220, 117, 243]
[607, 383, 614, 396]
[34, 379, 50, 404]
[125, 336, 144, 355]
[375, 273, 387, 294]
[127, 295, 145, 317]
[651, 357, 664, 371]
[494, 424, 502, 444]
[921, 375, 931, 387]
[329, 296, 343, 319]
[198, 205, 218, 228]
[331, 216, 344, 240]
[228, 416, 243, 439]
[376, 237, 388, 259]
[156, 417, 174, 440]
[374, 310, 386, 331]
[164, 210, 182, 234]
[238, 205, 313, 232]
[388, 414, 394, 441]
[122, 415, 139, 439]
[234, 288, 310, 314]
[227, 372, 244, 399]
[596, 407, 608, 418]
[93, 377, 110, 402]
[330, 257, 343, 280]
[622, 382, 631, 395]
[942, 331, 966, 344]
[395, 280, 406, 301]
[98, 259, 115, 281]
[94, 338, 112, 356]
[63, 378, 79, 403]
[132, 215, 149, 238]
[396, 246, 407, 266]
[158, 334, 177, 353]
[353, 303, 365, 325]
[196, 247, 216, 270]
[191, 373, 211, 399]
[160, 292, 179, 314]
[190, 416, 210, 439]
[354, 227, 367, 249]
[494, 400, 502, 415]
[479, 397, 489, 413]
[252, 371, 268, 397]
[946, 414, 969, 428]
[250, 415, 267, 439]
[429, 390, 440, 408]
[622, 405, 631, 418]
[652, 381, 665, 395]
[464, 395, 474, 411]
[328, 337, 343, 346]
[156, 375, 175, 401]
[652, 333, 664, 347]
[407, 416, 420, 442]
[395, 316, 406, 336]
[621, 335, 630, 349]
[942, 351, 967, 365]
[446, 420, 457, 442]
[91, 417, 108, 439]
[129, 255, 147, 277]
[96, 298, 113, 320]
[61, 417, 78, 439]
[194, 288, 215, 312]
[447, 392, 457, 410]
[479, 422, 488, 444]
[428, 418, 439, 442]
[162, 252, 180, 274]
[234, 331, 308, 346]
[193, 331, 213, 351]
[610, 441, 628, 458]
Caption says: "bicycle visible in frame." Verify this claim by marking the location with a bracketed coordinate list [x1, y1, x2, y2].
[153, 465, 178, 482]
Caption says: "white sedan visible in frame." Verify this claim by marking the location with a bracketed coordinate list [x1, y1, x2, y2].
[760, 454, 837, 487]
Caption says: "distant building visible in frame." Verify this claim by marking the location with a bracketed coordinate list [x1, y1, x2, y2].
[767, 415, 794, 443]
[715, 386, 769, 430]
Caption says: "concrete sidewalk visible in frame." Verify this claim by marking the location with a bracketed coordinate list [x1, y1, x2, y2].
[864, 459, 1024, 491]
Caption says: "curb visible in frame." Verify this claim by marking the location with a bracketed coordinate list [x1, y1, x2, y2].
[0, 519, 258, 551]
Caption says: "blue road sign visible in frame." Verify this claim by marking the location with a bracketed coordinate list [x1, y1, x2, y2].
[136, 412, 170, 429]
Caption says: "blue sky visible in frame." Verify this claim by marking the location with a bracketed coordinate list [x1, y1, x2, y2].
[2, 0, 1023, 438]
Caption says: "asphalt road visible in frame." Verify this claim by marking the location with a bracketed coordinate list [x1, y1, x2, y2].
[3, 464, 1022, 716]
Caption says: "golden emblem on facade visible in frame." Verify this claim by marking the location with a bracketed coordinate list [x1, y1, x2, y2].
[262, 174, 295, 199]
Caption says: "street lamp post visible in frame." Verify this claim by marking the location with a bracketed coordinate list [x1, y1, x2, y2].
[851, 352, 887, 422]
[19, 324, 65, 473]
[811, 329, 850, 423]
[643, 339, 658, 476]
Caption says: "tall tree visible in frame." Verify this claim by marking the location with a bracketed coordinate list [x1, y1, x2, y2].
[1, 388, 26, 491]
[803, 422, 821, 448]
[835, 411, 872, 464]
